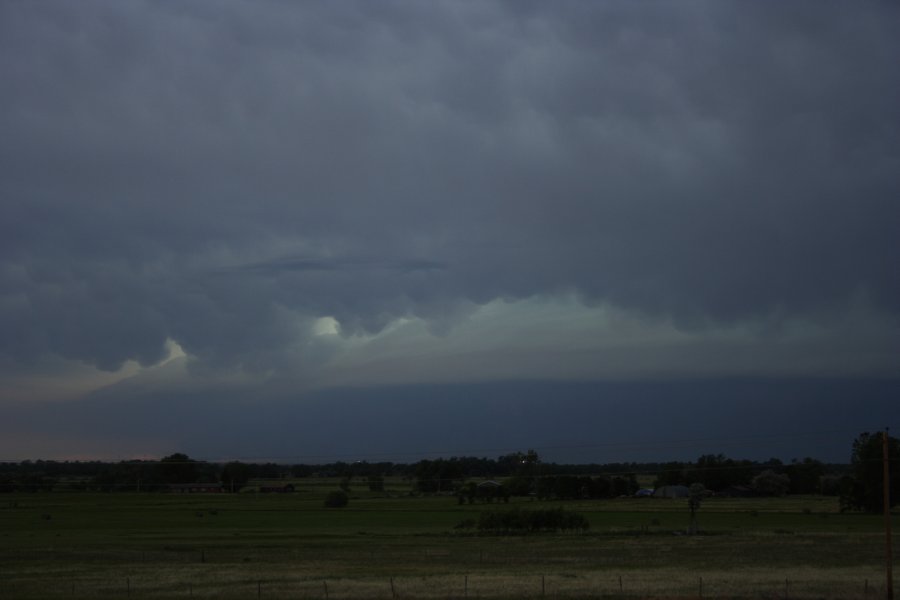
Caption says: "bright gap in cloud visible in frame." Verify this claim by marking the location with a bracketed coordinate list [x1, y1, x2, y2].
[312, 316, 341, 336]
[306, 295, 900, 388]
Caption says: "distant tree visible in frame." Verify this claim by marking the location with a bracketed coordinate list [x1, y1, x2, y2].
[458, 481, 477, 504]
[784, 458, 824, 494]
[503, 475, 534, 497]
[290, 464, 313, 478]
[688, 454, 751, 492]
[552, 475, 582, 500]
[220, 461, 251, 492]
[819, 475, 843, 496]
[414, 459, 463, 494]
[324, 490, 349, 508]
[535, 476, 556, 500]
[589, 476, 613, 499]
[159, 453, 198, 485]
[751, 470, 790, 496]
[654, 462, 687, 487]
[840, 432, 900, 513]
[611, 474, 639, 497]
[520, 449, 540, 472]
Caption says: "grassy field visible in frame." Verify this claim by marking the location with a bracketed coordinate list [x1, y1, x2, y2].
[0, 480, 894, 599]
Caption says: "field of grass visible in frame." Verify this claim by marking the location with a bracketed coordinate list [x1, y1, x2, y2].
[0, 480, 894, 599]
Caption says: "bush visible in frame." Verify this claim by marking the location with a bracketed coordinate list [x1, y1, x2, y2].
[324, 490, 349, 508]
[469, 508, 589, 534]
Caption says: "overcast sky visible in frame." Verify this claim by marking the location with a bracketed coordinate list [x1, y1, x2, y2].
[2, 1, 899, 462]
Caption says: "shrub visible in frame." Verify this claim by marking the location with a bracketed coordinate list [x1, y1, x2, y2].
[471, 508, 589, 534]
[324, 490, 349, 508]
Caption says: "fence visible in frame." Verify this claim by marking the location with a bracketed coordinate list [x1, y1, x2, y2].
[0, 571, 889, 599]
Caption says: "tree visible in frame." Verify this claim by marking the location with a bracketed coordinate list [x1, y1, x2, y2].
[785, 458, 824, 494]
[414, 459, 463, 494]
[688, 454, 751, 492]
[654, 462, 687, 487]
[751, 470, 790, 496]
[840, 431, 900, 513]
[610, 474, 639, 497]
[158, 453, 198, 485]
[503, 475, 534, 497]
[220, 461, 251, 492]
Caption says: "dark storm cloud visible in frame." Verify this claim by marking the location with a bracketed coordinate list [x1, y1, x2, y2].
[223, 255, 447, 276]
[1, 1, 899, 373]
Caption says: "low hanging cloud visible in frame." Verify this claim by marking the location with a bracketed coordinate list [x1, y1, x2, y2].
[1, 1, 899, 383]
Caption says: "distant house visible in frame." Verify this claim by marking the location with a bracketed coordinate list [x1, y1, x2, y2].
[653, 485, 690, 498]
[169, 483, 224, 494]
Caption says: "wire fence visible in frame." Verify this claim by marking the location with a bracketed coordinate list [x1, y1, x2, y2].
[0, 570, 890, 599]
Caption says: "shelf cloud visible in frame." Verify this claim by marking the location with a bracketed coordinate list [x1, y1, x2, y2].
[1, 1, 898, 459]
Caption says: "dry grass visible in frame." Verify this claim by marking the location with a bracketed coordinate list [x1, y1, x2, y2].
[0, 492, 892, 599]
[11, 566, 886, 599]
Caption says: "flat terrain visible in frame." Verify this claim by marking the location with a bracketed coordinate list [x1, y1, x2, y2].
[0, 481, 893, 599]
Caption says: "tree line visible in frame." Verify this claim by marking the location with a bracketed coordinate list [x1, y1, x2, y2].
[1, 432, 896, 513]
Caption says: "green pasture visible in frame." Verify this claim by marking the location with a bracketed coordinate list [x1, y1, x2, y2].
[0, 484, 894, 599]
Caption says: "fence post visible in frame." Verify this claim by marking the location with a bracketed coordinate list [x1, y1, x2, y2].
[323, 580, 329, 599]
[390, 576, 396, 599]
[619, 575, 623, 593]
[127, 577, 130, 596]
[699, 576, 703, 598]
[464, 574, 468, 599]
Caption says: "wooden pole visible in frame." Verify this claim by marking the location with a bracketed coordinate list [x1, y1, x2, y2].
[884, 429, 894, 600]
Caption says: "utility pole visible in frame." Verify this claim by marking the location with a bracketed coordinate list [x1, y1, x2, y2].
[885, 428, 894, 600]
